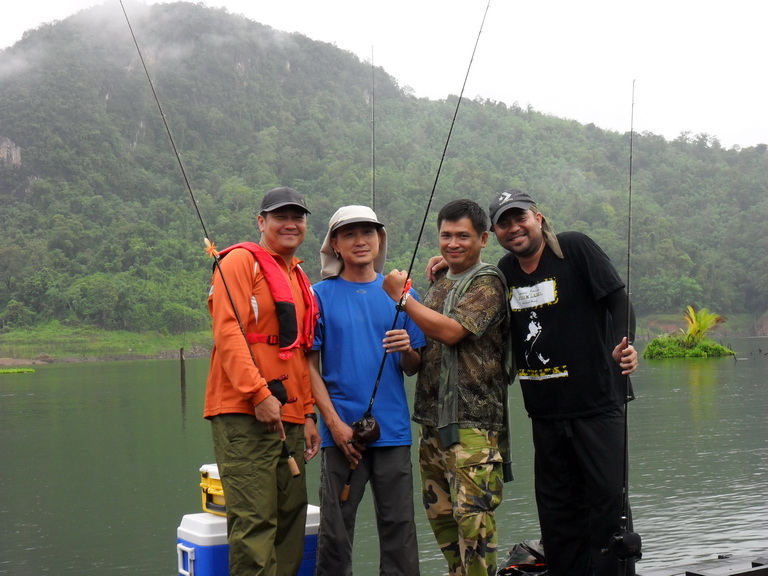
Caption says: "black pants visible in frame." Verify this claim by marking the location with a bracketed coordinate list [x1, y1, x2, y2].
[532, 408, 636, 576]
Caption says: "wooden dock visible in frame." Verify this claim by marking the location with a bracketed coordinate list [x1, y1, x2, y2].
[639, 555, 768, 576]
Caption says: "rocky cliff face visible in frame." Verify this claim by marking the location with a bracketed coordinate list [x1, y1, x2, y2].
[0, 136, 21, 166]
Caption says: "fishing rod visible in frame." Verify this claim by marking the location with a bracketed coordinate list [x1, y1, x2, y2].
[341, 0, 493, 502]
[602, 80, 642, 571]
[118, 0, 300, 478]
[371, 47, 376, 211]
[626, 81, 635, 344]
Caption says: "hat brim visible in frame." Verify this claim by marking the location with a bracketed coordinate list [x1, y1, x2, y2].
[262, 201, 311, 214]
[491, 201, 533, 224]
[331, 217, 384, 234]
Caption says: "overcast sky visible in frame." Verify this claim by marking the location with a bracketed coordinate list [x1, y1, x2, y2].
[2, 0, 766, 149]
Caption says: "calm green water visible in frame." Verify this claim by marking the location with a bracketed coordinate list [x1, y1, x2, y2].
[1, 338, 766, 575]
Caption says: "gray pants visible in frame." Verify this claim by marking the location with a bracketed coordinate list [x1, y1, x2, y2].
[315, 445, 420, 576]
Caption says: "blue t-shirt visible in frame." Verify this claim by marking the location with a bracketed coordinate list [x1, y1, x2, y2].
[312, 274, 426, 448]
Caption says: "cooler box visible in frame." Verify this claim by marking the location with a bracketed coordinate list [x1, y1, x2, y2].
[177, 512, 228, 576]
[177, 505, 320, 576]
[301, 504, 320, 576]
[199, 464, 226, 516]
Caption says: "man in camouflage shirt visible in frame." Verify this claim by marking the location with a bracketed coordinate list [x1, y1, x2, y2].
[383, 199, 511, 576]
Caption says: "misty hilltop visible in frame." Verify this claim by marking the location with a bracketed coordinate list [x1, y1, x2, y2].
[0, 1, 766, 334]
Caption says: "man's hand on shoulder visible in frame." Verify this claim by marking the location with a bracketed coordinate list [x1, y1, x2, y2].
[425, 255, 447, 283]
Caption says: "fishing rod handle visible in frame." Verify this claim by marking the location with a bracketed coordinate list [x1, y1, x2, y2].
[282, 440, 301, 478]
[340, 461, 359, 503]
[286, 450, 301, 478]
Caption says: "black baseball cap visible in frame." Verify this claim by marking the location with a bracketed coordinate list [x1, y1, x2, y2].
[489, 189, 536, 225]
[260, 187, 310, 214]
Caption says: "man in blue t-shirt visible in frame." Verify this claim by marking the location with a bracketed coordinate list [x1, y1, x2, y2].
[309, 205, 425, 576]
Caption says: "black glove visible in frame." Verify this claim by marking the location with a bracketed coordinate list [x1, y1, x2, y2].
[267, 378, 288, 405]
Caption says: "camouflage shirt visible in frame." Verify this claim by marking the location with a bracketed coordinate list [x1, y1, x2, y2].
[413, 269, 507, 430]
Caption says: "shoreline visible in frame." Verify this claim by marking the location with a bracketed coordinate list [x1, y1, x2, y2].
[0, 348, 211, 367]
[0, 357, 49, 366]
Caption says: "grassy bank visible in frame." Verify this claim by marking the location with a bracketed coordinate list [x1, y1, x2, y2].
[0, 322, 212, 362]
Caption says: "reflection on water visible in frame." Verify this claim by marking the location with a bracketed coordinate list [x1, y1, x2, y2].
[0, 339, 766, 575]
[628, 340, 768, 571]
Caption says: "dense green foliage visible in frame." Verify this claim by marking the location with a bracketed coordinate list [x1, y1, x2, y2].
[1, 1, 767, 336]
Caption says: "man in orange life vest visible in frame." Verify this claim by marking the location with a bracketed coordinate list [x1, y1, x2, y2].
[204, 186, 321, 575]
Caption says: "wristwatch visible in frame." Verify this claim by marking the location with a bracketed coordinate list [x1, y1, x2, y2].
[304, 412, 317, 423]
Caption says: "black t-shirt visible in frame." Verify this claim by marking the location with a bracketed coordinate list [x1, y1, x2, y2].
[498, 231, 625, 419]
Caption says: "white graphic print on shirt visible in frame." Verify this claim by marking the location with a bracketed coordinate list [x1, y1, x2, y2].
[510, 279, 568, 380]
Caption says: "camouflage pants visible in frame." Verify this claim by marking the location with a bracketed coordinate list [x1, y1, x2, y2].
[419, 425, 504, 576]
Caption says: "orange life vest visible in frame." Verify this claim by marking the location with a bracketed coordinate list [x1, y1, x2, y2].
[216, 242, 318, 360]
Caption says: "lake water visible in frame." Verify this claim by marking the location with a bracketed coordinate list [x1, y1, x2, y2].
[1, 338, 766, 575]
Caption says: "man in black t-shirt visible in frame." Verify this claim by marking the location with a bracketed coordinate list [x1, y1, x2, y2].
[490, 189, 639, 576]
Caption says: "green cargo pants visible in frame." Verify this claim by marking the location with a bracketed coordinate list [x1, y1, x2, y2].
[211, 414, 307, 576]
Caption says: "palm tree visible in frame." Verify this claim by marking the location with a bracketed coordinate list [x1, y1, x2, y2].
[681, 305, 726, 347]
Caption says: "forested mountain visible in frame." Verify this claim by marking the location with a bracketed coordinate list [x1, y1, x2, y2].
[1, 1, 766, 334]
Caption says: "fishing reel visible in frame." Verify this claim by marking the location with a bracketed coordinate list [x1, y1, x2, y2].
[350, 413, 380, 445]
[601, 530, 642, 560]
[340, 413, 380, 504]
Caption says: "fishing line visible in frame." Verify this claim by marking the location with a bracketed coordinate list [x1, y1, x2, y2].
[403, 0, 491, 284]
[622, 80, 636, 517]
[603, 80, 642, 569]
[371, 47, 376, 211]
[366, 0, 491, 418]
[341, 0, 492, 502]
[626, 80, 635, 340]
[119, 0, 300, 477]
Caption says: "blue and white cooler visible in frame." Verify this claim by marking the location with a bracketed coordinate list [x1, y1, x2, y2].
[177, 463, 319, 576]
[176, 512, 228, 576]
